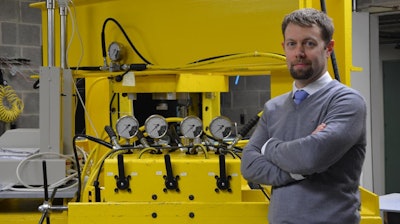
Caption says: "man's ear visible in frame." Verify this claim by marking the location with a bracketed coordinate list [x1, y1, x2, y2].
[326, 40, 335, 56]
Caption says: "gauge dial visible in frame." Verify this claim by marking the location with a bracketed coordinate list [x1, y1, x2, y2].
[144, 115, 168, 139]
[116, 115, 139, 139]
[180, 116, 203, 139]
[108, 42, 125, 62]
[209, 116, 233, 140]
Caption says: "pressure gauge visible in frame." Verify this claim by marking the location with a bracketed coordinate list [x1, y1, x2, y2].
[209, 116, 233, 140]
[115, 115, 139, 139]
[108, 42, 125, 62]
[180, 115, 203, 139]
[144, 114, 168, 139]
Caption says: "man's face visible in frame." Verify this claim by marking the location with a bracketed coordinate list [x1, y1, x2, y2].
[282, 23, 334, 87]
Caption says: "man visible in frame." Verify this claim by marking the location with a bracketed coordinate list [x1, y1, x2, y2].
[241, 8, 366, 224]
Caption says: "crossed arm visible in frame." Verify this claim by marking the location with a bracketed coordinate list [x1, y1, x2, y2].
[240, 121, 327, 186]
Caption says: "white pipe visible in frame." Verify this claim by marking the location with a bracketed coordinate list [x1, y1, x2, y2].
[46, 0, 55, 67]
[60, 6, 68, 69]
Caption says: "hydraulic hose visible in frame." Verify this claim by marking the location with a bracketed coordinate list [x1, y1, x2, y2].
[0, 85, 24, 123]
[101, 18, 152, 66]
[320, 0, 341, 82]
[227, 111, 263, 150]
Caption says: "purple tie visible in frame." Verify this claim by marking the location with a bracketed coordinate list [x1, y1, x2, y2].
[294, 90, 309, 104]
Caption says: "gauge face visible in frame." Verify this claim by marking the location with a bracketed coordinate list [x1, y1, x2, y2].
[108, 42, 124, 62]
[144, 115, 168, 139]
[209, 116, 233, 140]
[180, 116, 203, 139]
[116, 116, 139, 139]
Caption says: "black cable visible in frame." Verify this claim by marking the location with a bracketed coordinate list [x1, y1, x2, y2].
[114, 70, 131, 82]
[72, 134, 113, 202]
[101, 18, 152, 65]
[69, 66, 102, 71]
[109, 93, 117, 129]
[93, 148, 140, 186]
[117, 94, 121, 124]
[320, 0, 341, 82]
[188, 53, 240, 64]
[74, 134, 113, 149]
[259, 184, 271, 200]
[0, 69, 5, 86]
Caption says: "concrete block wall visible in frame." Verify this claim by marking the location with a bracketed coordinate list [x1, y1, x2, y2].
[221, 75, 270, 138]
[0, 0, 42, 135]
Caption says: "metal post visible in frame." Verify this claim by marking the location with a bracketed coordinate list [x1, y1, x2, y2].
[46, 0, 55, 67]
[60, 6, 68, 69]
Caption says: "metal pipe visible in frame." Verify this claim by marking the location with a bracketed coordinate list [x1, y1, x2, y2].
[46, 0, 55, 67]
[60, 6, 68, 69]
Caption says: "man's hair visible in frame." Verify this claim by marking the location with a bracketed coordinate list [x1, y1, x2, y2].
[281, 8, 334, 45]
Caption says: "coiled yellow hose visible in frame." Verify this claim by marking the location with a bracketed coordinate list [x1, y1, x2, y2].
[0, 85, 24, 122]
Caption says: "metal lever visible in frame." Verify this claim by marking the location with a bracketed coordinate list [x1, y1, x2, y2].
[39, 160, 51, 224]
[114, 154, 131, 192]
[215, 154, 232, 192]
[38, 161, 68, 224]
[163, 154, 179, 192]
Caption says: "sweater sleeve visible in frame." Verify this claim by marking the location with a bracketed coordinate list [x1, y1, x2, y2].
[263, 89, 367, 175]
[241, 108, 297, 186]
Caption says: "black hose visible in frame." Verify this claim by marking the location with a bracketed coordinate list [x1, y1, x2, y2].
[72, 134, 113, 202]
[320, 0, 341, 82]
[101, 18, 152, 65]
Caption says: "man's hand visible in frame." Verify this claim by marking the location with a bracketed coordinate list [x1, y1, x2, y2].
[312, 123, 326, 134]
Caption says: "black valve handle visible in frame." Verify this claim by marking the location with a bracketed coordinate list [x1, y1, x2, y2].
[39, 160, 50, 224]
[216, 154, 231, 191]
[163, 154, 179, 191]
[115, 154, 130, 191]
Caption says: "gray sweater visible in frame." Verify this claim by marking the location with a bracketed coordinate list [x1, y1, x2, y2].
[241, 80, 366, 224]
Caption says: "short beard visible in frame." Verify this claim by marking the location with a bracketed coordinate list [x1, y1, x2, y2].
[289, 66, 313, 80]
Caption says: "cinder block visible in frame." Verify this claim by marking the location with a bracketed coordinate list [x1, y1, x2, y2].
[258, 90, 271, 107]
[0, 0, 18, 21]
[22, 92, 39, 114]
[1, 22, 17, 44]
[221, 108, 243, 125]
[232, 91, 259, 108]
[246, 75, 270, 91]
[22, 46, 42, 66]
[18, 24, 40, 45]
[0, 46, 20, 58]
[14, 114, 39, 128]
[220, 92, 232, 108]
[21, 1, 42, 24]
